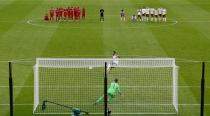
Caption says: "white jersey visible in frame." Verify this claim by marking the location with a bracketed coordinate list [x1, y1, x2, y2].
[137, 10, 141, 15]
[154, 9, 158, 15]
[162, 9, 167, 15]
[150, 8, 155, 14]
[141, 9, 145, 14]
[145, 8, 150, 14]
[112, 54, 119, 64]
[158, 8, 162, 14]
[120, 11, 125, 17]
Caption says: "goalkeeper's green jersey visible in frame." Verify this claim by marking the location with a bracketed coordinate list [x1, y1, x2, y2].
[108, 82, 120, 96]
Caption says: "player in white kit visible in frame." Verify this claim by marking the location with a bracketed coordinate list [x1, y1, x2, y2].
[137, 8, 142, 21]
[112, 51, 119, 65]
[154, 8, 158, 22]
[141, 7, 146, 22]
[107, 51, 120, 73]
[120, 9, 126, 21]
[162, 8, 167, 22]
[158, 8, 162, 22]
[145, 7, 150, 22]
[150, 8, 155, 22]
[131, 14, 137, 22]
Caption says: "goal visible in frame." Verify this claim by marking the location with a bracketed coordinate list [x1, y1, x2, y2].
[33, 58, 178, 114]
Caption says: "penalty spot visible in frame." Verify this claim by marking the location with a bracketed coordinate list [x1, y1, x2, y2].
[89, 66, 93, 69]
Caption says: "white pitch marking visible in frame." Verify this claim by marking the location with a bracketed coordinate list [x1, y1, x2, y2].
[0, 56, 210, 63]
[0, 85, 209, 88]
[27, 20, 59, 28]
[26, 19, 179, 29]
[179, 20, 210, 23]
[0, 104, 33, 106]
[0, 104, 210, 106]
[0, 55, 159, 62]
[0, 20, 15, 23]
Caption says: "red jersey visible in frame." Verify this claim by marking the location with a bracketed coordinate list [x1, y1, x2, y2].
[50, 9, 54, 17]
[59, 8, 63, 17]
[70, 8, 73, 15]
[69, 8, 73, 19]
[67, 8, 71, 17]
[56, 9, 59, 17]
[78, 8, 81, 17]
[64, 9, 68, 17]
[74, 7, 77, 16]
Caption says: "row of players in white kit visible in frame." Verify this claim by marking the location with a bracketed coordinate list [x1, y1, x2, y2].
[131, 8, 167, 22]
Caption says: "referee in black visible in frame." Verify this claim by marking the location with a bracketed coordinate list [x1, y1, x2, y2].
[100, 8, 104, 22]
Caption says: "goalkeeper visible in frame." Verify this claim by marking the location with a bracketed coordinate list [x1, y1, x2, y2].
[95, 78, 122, 104]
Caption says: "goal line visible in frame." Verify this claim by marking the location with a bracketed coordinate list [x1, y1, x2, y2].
[1, 103, 210, 106]
[0, 85, 210, 88]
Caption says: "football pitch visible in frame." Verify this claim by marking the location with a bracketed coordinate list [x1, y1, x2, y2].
[0, 0, 210, 116]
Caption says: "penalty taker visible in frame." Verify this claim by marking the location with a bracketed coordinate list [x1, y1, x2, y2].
[107, 51, 120, 73]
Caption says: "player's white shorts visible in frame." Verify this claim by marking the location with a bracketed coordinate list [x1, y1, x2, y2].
[107, 60, 118, 70]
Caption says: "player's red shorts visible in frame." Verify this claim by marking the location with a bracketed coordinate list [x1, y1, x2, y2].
[56, 11, 59, 17]
[59, 11, 63, 17]
[69, 12, 73, 19]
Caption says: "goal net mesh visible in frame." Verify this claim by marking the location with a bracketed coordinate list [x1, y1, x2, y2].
[33, 58, 178, 114]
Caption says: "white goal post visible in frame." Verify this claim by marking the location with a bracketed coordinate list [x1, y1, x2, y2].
[33, 58, 178, 114]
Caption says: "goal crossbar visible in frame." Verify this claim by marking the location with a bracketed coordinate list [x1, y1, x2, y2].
[36, 58, 176, 68]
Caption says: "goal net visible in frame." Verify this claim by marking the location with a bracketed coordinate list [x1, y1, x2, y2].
[33, 58, 178, 114]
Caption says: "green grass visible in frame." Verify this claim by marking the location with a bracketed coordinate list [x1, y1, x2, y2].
[0, 0, 210, 115]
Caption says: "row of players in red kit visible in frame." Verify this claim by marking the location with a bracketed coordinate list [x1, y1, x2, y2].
[44, 7, 86, 21]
